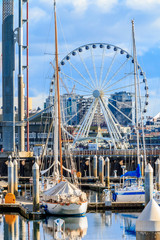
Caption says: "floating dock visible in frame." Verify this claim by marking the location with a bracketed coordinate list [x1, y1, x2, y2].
[0, 197, 46, 220]
[88, 202, 144, 211]
[0, 197, 144, 220]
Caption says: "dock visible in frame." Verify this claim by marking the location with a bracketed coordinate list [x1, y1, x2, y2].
[0, 197, 46, 220]
[0, 197, 144, 220]
[88, 202, 144, 211]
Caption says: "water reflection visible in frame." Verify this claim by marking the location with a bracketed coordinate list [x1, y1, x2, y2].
[33, 222, 40, 240]
[119, 213, 139, 239]
[0, 212, 140, 239]
[105, 211, 112, 226]
[43, 216, 88, 240]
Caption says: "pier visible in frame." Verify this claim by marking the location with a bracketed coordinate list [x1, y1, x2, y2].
[0, 196, 144, 220]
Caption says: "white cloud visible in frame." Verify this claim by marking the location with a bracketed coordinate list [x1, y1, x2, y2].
[95, 0, 118, 12]
[32, 94, 48, 109]
[30, 7, 48, 23]
[126, 0, 160, 10]
[39, 0, 118, 14]
[152, 17, 160, 29]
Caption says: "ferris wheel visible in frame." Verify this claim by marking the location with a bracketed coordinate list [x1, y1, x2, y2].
[58, 43, 148, 149]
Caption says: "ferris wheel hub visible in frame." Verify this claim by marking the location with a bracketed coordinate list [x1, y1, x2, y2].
[93, 89, 104, 98]
[93, 90, 101, 98]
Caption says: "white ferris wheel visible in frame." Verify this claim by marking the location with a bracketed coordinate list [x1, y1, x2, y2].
[51, 43, 148, 149]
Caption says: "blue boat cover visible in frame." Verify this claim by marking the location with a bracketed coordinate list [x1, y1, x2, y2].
[121, 164, 141, 178]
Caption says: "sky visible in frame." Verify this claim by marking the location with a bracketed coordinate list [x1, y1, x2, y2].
[0, 0, 160, 118]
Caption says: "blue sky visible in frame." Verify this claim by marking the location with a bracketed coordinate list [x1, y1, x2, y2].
[0, 0, 160, 117]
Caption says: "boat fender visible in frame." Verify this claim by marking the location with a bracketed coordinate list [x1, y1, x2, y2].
[60, 203, 65, 206]
[112, 192, 117, 201]
[44, 205, 48, 210]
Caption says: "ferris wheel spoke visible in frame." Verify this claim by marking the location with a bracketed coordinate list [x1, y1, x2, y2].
[103, 72, 133, 92]
[66, 59, 94, 90]
[61, 72, 92, 92]
[61, 126, 75, 140]
[102, 58, 130, 89]
[78, 52, 96, 89]
[62, 104, 87, 126]
[91, 47, 98, 88]
[72, 103, 94, 137]
[108, 100, 132, 122]
[101, 51, 118, 88]
[60, 84, 92, 95]
[100, 97, 122, 139]
[104, 81, 143, 94]
[99, 48, 106, 88]
[83, 101, 98, 138]
[62, 102, 90, 125]
[107, 103, 122, 128]
[104, 95, 134, 109]
[79, 99, 98, 139]
[73, 99, 96, 145]
[99, 99, 117, 149]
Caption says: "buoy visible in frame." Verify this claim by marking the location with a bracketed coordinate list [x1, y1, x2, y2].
[5, 193, 15, 204]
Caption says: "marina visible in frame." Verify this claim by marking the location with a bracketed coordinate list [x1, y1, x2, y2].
[1, 0, 160, 239]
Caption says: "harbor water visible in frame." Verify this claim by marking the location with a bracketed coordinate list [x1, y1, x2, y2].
[1, 212, 138, 239]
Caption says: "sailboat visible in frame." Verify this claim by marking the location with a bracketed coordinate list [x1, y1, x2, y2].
[112, 20, 146, 203]
[41, 0, 88, 216]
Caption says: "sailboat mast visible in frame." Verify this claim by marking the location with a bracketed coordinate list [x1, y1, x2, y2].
[132, 20, 140, 166]
[54, 0, 63, 181]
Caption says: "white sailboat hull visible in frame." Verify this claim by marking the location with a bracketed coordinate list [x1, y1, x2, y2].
[43, 201, 88, 216]
[114, 189, 145, 202]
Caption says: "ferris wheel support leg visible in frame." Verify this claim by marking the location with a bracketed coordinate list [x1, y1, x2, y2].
[73, 99, 96, 146]
[99, 100, 117, 149]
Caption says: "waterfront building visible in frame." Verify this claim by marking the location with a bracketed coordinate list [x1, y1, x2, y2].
[44, 94, 94, 126]
[108, 91, 132, 126]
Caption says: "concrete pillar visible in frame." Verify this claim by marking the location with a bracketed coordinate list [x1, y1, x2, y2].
[93, 155, 97, 178]
[105, 157, 110, 188]
[155, 159, 160, 191]
[145, 163, 153, 206]
[99, 156, 104, 184]
[2, 0, 15, 151]
[86, 157, 91, 177]
[13, 159, 18, 195]
[32, 160, 39, 212]
[8, 155, 14, 194]
[18, 0, 25, 151]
